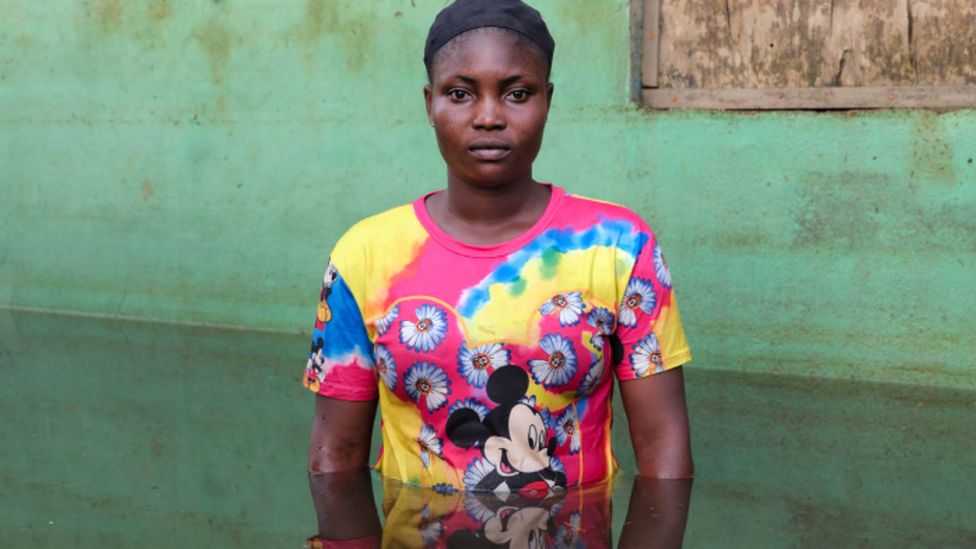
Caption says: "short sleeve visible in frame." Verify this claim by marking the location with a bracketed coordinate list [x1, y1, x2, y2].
[302, 258, 378, 401]
[612, 227, 692, 381]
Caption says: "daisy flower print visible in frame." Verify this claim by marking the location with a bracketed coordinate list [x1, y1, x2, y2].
[550, 455, 565, 474]
[577, 359, 606, 397]
[463, 457, 495, 491]
[418, 505, 445, 546]
[631, 333, 664, 377]
[431, 483, 458, 495]
[539, 291, 586, 326]
[554, 407, 581, 454]
[529, 334, 578, 387]
[404, 361, 451, 412]
[586, 307, 615, 352]
[448, 398, 490, 421]
[618, 278, 656, 328]
[464, 492, 495, 523]
[416, 423, 443, 469]
[457, 342, 509, 388]
[654, 244, 672, 288]
[374, 344, 397, 391]
[400, 304, 448, 353]
[375, 304, 399, 336]
[589, 333, 604, 352]
[586, 307, 615, 334]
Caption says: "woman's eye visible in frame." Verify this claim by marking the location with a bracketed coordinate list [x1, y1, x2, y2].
[448, 89, 469, 100]
[509, 89, 528, 101]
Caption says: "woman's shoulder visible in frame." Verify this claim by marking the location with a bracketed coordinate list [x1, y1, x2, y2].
[334, 202, 421, 250]
[560, 190, 654, 233]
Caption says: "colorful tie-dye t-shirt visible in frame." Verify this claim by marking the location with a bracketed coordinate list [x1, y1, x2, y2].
[303, 185, 691, 493]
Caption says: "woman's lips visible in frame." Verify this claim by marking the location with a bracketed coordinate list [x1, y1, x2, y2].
[468, 147, 511, 161]
[468, 139, 511, 161]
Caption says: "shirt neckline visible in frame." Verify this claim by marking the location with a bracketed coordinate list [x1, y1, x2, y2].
[412, 184, 565, 258]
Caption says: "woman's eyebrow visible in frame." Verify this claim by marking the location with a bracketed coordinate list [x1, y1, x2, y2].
[447, 74, 528, 86]
[499, 74, 527, 86]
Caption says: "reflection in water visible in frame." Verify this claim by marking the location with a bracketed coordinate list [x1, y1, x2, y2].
[307, 470, 382, 543]
[307, 472, 691, 548]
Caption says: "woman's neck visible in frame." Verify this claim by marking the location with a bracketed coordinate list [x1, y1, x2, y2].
[427, 172, 552, 246]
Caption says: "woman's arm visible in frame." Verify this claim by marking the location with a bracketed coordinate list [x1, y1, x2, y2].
[308, 394, 377, 473]
[618, 366, 694, 479]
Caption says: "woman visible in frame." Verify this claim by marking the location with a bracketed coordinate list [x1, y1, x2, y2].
[304, 0, 692, 494]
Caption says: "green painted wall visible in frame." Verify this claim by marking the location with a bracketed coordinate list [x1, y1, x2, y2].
[2, 0, 974, 387]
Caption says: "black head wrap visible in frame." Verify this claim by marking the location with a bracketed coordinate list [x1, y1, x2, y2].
[423, 0, 555, 72]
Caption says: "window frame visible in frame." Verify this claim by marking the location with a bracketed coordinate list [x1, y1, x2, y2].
[639, 0, 976, 110]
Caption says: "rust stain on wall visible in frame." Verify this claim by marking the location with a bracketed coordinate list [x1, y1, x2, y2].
[90, 0, 125, 33]
[290, 0, 377, 73]
[288, 0, 340, 73]
[147, 0, 173, 23]
[141, 180, 155, 200]
[337, 21, 378, 72]
[193, 17, 233, 86]
[290, 0, 380, 73]
[299, 0, 339, 43]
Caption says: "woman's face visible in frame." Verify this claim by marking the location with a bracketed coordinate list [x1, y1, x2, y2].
[425, 29, 553, 188]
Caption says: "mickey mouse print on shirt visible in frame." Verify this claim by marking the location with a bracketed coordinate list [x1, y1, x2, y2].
[447, 367, 567, 495]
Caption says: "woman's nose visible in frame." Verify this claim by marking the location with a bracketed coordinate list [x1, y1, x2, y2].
[472, 98, 505, 130]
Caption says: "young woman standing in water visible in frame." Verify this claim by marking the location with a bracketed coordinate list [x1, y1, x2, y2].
[304, 0, 693, 495]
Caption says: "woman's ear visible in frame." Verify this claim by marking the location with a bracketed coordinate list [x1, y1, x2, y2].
[545, 82, 554, 110]
[424, 84, 433, 125]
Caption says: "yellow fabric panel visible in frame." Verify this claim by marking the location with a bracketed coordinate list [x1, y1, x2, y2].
[376, 384, 462, 488]
[330, 205, 429, 335]
[656, 292, 693, 370]
[465, 246, 631, 343]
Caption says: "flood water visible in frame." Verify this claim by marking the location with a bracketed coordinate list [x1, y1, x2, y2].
[1, 310, 973, 547]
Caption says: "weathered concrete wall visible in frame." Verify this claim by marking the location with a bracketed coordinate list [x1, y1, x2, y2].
[1, 0, 973, 387]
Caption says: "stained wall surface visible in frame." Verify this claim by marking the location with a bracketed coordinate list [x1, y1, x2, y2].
[1, 0, 974, 387]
